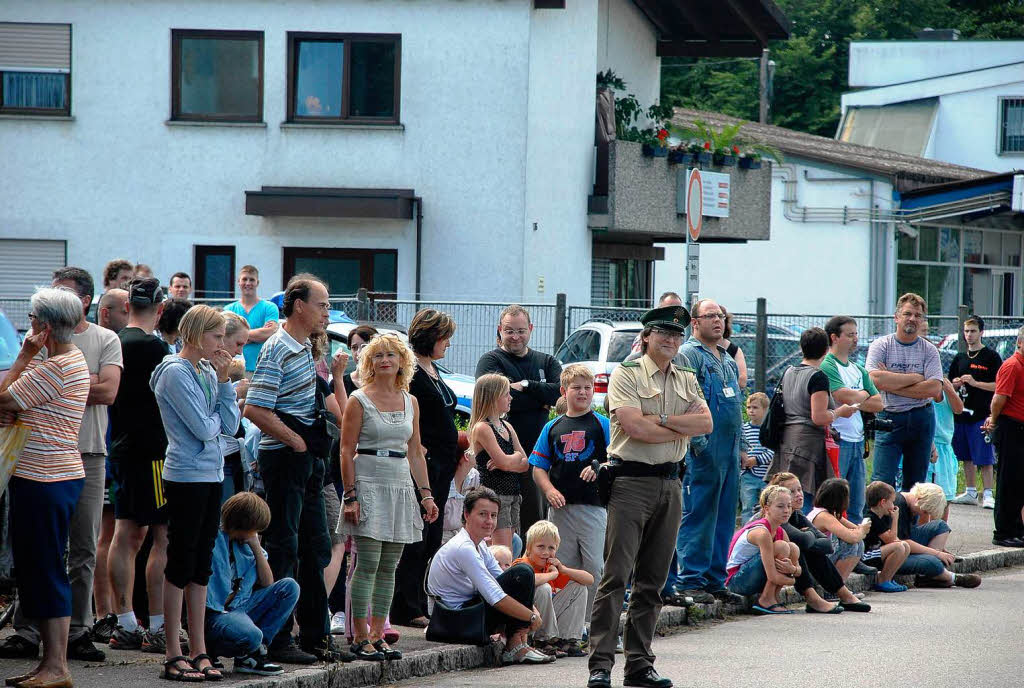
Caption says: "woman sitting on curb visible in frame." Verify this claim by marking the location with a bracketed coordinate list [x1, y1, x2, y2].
[427, 487, 553, 664]
[725, 485, 801, 615]
[806, 478, 870, 582]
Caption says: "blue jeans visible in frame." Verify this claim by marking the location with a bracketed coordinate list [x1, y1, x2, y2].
[871, 405, 935, 491]
[739, 472, 766, 525]
[206, 578, 300, 658]
[678, 437, 740, 592]
[897, 520, 952, 579]
[726, 554, 767, 596]
[838, 439, 866, 522]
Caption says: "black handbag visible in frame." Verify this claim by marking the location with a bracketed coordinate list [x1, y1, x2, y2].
[424, 556, 491, 645]
[758, 369, 789, 452]
[274, 384, 337, 459]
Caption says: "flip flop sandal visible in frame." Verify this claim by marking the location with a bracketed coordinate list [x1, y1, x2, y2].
[161, 656, 204, 682]
[190, 654, 223, 681]
[752, 603, 792, 615]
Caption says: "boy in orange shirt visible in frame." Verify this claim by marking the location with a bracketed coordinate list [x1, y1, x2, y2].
[512, 520, 594, 657]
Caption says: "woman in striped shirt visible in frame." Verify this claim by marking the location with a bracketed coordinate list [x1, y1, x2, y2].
[0, 287, 92, 688]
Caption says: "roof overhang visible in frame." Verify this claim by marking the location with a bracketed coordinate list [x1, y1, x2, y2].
[896, 172, 1024, 230]
[245, 187, 415, 219]
[632, 0, 790, 58]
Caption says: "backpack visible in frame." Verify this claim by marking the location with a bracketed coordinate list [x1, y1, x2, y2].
[758, 368, 789, 451]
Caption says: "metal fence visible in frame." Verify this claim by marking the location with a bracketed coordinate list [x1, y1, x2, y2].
[3, 292, 1017, 384]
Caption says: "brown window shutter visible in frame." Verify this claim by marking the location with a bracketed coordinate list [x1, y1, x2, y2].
[0, 22, 71, 72]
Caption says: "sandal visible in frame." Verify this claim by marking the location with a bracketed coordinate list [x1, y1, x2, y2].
[751, 603, 794, 615]
[501, 642, 555, 665]
[349, 639, 384, 662]
[161, 656, 205, 682]
[190, 654, 223, 681]
[372, 639, 402, 661]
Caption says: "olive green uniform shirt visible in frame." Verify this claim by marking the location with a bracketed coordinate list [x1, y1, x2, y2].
[606, 353, 704, 465]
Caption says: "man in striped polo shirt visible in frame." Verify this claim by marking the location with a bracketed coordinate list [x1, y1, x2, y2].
[243, 275, 342, 664]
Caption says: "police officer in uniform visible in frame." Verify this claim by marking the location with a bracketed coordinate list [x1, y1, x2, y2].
[587, 306, 712, 688]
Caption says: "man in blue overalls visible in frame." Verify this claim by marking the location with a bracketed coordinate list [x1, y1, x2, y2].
[676, 299, 745, 605]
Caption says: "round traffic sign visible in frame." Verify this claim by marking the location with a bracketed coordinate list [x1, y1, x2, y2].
[686, 169, 702, 241]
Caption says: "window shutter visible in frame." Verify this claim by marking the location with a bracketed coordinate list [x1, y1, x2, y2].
[0, 23, 71, 73]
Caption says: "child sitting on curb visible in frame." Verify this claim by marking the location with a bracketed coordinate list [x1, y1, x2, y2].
[204, 492, 298, 676]
[489, 545, 513, 571]
[512, 520, 594, 658]
[806, 478, 870, 582]
[725, 485, 801, 615]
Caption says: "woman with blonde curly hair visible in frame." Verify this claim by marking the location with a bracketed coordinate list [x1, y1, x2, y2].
[339, 334, 438, 661]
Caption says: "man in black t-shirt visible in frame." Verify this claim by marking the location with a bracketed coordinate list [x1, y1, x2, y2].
[105, 279, 174, 651]
[948, 315, 1001, 508]
[475, 304, 562, 533]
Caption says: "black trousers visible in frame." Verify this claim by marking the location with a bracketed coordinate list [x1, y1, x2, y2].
[482, 563, 535, 635]
[784, 523, 843, 595]
[391, 454, 457, 622]
[994, 417, 1024, 540]
[164, 481, 221, 589]
[259, 447, 332, 646]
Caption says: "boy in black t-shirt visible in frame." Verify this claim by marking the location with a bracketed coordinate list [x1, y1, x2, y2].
[862, 481, 911, 592]
[530, 364, 610, 635]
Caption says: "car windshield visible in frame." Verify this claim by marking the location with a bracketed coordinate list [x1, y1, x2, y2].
[608, 331, 640, 363]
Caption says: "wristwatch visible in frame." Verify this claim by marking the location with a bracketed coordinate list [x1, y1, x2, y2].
[659, 413, 668, 426]
[529, 612, 537, 624]
[521, 380, 530, 389]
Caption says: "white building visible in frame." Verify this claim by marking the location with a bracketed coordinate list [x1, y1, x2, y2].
[0, 0, 788, 313]
[658, 109, 999, 319]
[838, 37, 1024, 173]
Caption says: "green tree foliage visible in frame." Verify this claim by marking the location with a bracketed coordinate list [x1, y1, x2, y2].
[661, 0, 1024, 137]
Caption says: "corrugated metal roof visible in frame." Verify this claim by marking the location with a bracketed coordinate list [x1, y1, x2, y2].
[671, 108, 992, 191]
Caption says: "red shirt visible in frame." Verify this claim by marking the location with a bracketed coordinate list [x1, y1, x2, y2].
[995, 351, 1024, 423]
[512, 557, 570, 594]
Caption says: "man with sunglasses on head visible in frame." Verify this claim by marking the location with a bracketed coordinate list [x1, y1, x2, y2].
[676, 299, 746, 607]
[475, 304, 562, 534]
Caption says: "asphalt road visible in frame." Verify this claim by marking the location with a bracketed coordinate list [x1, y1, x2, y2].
[395, 566, 1024, 688]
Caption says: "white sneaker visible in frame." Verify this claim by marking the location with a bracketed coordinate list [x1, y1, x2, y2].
[950, 492, 979, 505]
[330, 611, 346, 635]
[983, 494, 995, 509]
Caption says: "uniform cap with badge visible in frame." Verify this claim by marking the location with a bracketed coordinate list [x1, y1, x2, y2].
[640, 305, 690, 332]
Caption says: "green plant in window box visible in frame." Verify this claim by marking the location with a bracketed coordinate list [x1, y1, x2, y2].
[738, 152, 762, 169]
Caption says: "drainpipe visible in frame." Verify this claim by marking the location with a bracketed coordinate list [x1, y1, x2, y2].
[413, 196, 423, 301]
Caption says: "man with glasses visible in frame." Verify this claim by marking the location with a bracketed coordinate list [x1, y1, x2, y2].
[866, 293, 943, 490]
[676, 299, 745, 606]
[475, 304, 562, 534]
[243, 275, 346, 664]
[587, 305, 710, 688]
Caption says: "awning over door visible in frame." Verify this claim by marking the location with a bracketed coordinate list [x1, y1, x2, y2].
[245, 187, 415, 219]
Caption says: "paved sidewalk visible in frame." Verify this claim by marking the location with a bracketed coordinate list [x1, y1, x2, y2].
[0, 499, 1013, 688]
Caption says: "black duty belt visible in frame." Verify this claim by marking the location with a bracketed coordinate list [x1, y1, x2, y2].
[609, 458, 682, 480]
[357, 449, 407, 458]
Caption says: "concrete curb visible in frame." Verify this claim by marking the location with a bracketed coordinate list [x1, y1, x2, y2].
[240, 546, 1024, 687]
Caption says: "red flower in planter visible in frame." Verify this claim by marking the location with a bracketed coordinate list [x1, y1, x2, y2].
[657, 129, 669, 141]
[732, 145, 740, 154]
[703, 141, 711, 150]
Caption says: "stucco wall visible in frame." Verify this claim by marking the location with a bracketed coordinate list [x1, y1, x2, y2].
[0, 0, 542, 300]
[849, 41, 1024, 88]
[597, 0, 660, 112]
[930, 83, 1024, 173]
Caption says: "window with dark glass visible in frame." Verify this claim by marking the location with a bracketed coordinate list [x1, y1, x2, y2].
[194, 245, 236, 299]
[283, 248, 398, 296]
[0, 23, 71, 116]
[287, 33, 400, 123]
[171, 30, 263, 122]
[999, 97, 1024, 155]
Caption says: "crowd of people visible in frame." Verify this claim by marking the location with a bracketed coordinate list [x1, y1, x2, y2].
[0, 258, 1019, 688]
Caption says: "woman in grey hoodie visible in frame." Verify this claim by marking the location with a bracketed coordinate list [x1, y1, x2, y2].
[151, 305, 239, 681]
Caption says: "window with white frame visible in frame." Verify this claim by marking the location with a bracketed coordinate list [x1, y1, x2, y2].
[999, 97, 1024, 155]
[0, 22, 71, 116]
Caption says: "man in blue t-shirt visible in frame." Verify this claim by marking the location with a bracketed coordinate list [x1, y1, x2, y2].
[530, 364, 610, 629]
[224, 265, 279, 373]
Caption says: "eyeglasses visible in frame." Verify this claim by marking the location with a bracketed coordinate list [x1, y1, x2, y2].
[694, 313, 725, 321]
[27, 313, 37, 320]
[651, 327, 683, 339]
[501, 329, 529, 337]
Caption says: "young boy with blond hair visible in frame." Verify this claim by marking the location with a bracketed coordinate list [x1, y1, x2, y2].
[512, 520, 594, 657]
[530, 364, 609, 632]
[740, 392, 774, 524]
[488, 544, 513, 571]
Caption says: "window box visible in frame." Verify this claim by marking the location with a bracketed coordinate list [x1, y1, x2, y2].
[287, 32, 400, 125]
[171, 29, 264, 123]
[0, 22, 72, 116]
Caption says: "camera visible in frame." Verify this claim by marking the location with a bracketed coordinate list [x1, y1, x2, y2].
[864, 416, 894, 432]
